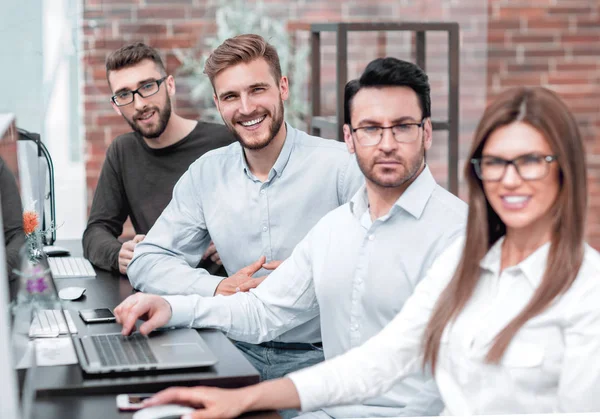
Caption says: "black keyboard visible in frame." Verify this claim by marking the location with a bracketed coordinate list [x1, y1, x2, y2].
[91, 333, 158, 366]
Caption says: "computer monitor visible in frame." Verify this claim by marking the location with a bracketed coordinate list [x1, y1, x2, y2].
[0, 113, 20, 188]
[17, 129, 55, 245]
[0, 196, 22, 419]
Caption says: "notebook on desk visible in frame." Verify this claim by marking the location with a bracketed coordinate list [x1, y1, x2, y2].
[38, 253, 219, 375]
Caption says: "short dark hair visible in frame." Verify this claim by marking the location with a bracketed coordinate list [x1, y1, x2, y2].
[344, 57, 431, 125]
[105, 42, 167, 79]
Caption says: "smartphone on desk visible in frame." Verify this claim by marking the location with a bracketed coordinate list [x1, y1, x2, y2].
[79, 308, 116, 323]
[116, 393, 155, 411]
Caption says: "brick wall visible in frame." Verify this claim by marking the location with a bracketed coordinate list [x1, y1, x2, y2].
[81, 0, 600, 247]
[82, 0, 487, 240]
[487, 0, 600, 247]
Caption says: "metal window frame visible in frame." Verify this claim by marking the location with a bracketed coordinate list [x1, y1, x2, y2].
[309, 22, 460, 194]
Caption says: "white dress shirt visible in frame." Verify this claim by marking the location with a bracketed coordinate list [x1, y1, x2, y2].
[288, 236, 600, 415]
[128, 124, 364, 343]
[164, 166, 468, 417]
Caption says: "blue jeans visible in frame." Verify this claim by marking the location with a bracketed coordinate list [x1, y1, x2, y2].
[234, 340, 325, 419]
[234, 340, 325, 381]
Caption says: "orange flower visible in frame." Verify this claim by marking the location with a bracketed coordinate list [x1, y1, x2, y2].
[23, 211, 39, 235]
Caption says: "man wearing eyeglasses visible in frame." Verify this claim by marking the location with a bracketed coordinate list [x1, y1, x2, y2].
[83, 43, 235, 275]
[116, 57, 469, 418]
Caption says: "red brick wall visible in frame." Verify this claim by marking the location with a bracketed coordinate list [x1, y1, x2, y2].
[82, 0, 600, 247]
[82, 0, 487, 198]
[487, 0, 600, 247]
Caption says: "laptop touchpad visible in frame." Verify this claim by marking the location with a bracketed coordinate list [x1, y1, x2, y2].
[155, 343, 204, 362]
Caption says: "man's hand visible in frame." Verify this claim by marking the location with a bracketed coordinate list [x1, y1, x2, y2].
[114, 293, 171, 336]
[237, 259, 283, 292]
[201, 241, 222, 266]
[214, 256, 283, 296]
[214, 256, 266, 296]
[118, 234, 145, 274]
[143, 386, 246, 419]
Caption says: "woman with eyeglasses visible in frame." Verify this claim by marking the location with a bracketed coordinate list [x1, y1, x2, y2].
[142, 86, 600, 417]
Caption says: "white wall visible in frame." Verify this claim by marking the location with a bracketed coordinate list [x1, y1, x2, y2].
[0, 0, 86, 240]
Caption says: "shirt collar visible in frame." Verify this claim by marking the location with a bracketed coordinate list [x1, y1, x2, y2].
[395, 165, 437, 219]
[349, 185, 369, 219]
[479, 236, 551, 288]
[348, 165, 437, 221]
[241, 122, 295, 181]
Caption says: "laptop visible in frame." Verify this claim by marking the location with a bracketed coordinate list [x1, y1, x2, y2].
[36, 252, 219, 375]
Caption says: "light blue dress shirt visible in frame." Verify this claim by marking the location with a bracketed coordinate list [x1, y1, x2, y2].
[164, 166, 468, 417]
[128, 123, 364, 343]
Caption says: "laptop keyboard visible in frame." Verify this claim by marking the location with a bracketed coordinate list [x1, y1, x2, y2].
[48, 257, 96, 278]
[91, 334, 158, 366]
[29, 309, 78, 338]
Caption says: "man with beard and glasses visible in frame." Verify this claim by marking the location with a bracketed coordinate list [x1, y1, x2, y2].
[126, 34, 364, 386]
[118, 57, 468, 418]
[83, 43, 235, 275]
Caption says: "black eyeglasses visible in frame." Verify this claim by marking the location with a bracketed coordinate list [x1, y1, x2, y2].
[471, 153, 558, 181]
[111, 76, 168, 107]
[351, 120, 425, 146]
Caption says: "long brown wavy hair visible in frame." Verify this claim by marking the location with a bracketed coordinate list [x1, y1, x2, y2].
[422, 87, 587, 371]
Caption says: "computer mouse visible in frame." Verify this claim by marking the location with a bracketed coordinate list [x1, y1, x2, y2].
[133, 404, 195, 419]
[58, 286, 86, 301]
[43, 245, 71, 256]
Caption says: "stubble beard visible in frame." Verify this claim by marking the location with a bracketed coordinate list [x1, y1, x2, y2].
[226, 100, 285, 151]
[124, 96, 172, 139]
[356, 136, 425, 189]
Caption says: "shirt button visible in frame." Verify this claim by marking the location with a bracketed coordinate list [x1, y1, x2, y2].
[368, 234, 375, 241]
[262, 226, 268, 232]
[260, 190, 265, 195]
[351, 324, 358, 331]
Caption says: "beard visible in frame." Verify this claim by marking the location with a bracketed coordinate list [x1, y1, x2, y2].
[225, 99, 285, 151]
[123, 96, 172, 139]
[356, 135, 425, 188]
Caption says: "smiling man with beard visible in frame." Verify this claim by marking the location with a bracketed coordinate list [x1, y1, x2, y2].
[127, 34, 365, 388]
[83, 43, 235, 275]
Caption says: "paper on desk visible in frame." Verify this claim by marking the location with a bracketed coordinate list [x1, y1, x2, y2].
[35, 337, 78, 366]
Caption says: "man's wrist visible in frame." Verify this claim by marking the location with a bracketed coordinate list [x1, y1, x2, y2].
[162, 295, 195, 327]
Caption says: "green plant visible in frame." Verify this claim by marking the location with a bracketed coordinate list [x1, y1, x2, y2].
[175, 0, 309, 129]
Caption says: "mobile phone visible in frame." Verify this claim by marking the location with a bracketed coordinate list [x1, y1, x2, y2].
[78, 308, 116, 323]
[116, 393, 155, 411]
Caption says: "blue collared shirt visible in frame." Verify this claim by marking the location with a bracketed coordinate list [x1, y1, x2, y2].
[128, 123, 364, 343]
[165, 166, 468, 416]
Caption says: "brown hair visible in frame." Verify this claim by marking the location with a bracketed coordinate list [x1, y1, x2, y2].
[422, 87, 587, 371]
[204, 34, 282, 87]
[105, 42, 167, 78]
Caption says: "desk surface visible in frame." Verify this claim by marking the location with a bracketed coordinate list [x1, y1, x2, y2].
[27, 240, 265, 418]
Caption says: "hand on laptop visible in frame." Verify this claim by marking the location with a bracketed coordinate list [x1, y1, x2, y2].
[214, 256, 283, 296]
[201, 241, 222, 266]
[118, 234, 145, 274]
[114, 293, 171, 336]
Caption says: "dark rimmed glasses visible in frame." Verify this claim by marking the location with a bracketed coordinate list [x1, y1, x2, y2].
[111, 76, 168, 107]
[471, 153, 558, 181]
[351, 120, 425, 146]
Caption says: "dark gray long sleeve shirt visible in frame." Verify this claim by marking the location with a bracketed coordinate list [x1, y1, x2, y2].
[82, 121, 235, 272]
